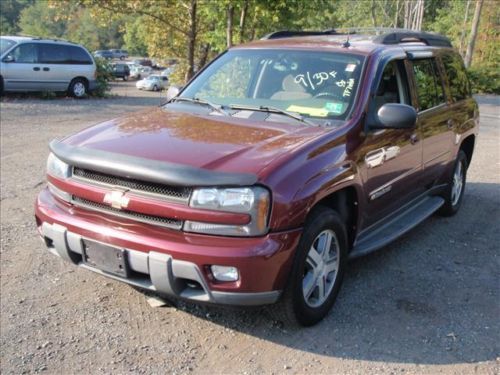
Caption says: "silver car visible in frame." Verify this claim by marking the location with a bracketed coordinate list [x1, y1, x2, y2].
[136, 74, 169, 91]
[0, 36, 97, 97]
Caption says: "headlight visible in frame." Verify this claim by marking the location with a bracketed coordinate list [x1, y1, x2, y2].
[47, 153, 70, 179]
[185, 186, 270, 236]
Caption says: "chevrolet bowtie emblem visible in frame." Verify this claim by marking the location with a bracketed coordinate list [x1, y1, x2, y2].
[103, 190, 130, 210]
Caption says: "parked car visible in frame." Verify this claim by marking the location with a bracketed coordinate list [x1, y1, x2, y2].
[111, 63, 130, 80]
[36, 29, 478, 326]
[1, 36, 96, 97]
[136, 74, 168, 91]
[109, 49, 128, 60]
[129, 65, 152, 80]
[133, 58, 153, 67]
[93, 50, 113, 60]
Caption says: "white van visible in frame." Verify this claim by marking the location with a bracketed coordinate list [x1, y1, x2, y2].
[0, 36, 97, 97]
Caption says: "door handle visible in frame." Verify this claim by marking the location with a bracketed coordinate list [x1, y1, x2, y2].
[410, 134, 419, 144]
[33, 67, 40, 71]
[447, 119, 454, 129]
[43, 67, 50, 72]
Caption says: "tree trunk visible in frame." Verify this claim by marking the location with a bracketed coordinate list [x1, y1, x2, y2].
[459, 0, 472, 56]
[186, 0, 197, 81]
[226, 4, 234, 48]
[370, 0, 377, 27]
[239, 0, 248, 44]
[394, 0, 400, 28]
[465, 0, 484, 68]
[404, 0, 410, 28]
[198, 43, 211, 69]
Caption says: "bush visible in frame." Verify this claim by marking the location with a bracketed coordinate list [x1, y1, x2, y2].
[91, 58, 114, 97]
[467, 66, 500, 95]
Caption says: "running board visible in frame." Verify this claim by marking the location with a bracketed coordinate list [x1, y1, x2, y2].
[349, 196, 445, 259]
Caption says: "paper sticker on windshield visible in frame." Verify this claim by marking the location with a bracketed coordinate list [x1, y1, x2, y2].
[325, 102, 343, 114]
[345, 64, 356, 72]
[287, 105, 329, 117]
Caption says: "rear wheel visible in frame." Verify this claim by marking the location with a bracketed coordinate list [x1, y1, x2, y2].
[438, 150, 467, 216]
[270, 206, 347, 326]
[68, 78, 88, 98]
[152, 85, 159, 91]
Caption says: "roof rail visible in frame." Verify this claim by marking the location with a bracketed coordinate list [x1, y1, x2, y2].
[261, 30, 337, 40]
[17, 34, 76, 44]
[372, 30, 452, 47]
[260, 27, 452, 47]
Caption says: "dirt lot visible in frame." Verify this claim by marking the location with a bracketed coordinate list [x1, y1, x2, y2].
[1, 82, 499, 374]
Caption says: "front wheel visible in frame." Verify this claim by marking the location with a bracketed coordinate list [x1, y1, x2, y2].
[270, 206, 348, 326]
[438, 150, 468, 216]
[68, 78, 87, 98]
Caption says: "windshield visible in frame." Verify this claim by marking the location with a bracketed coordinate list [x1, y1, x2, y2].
[0, 38, 16, 55]
[180, 49, 365, 121]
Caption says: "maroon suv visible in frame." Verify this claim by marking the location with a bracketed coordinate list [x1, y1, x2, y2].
[35, 29, 478, 326]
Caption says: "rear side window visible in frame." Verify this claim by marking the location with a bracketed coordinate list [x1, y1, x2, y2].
[412, 58, 446, 111]
[441, 53, 470, 101]
[39, 44, 92, 65]
[68, 46, 93, 65]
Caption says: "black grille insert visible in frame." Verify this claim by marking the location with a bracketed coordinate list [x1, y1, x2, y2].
[72, 167, 192, 202]
[72, 196, 183, 230]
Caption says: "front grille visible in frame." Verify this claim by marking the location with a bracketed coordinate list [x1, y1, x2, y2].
[72, 167, 192, 203]
[72, 196, 183, 230]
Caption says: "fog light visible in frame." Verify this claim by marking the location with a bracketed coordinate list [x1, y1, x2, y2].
[210, 265, 239, 282]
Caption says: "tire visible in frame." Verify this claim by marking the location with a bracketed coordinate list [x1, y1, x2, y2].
[269, 206, 348, 326]
[153, 85, 159, 91]
[120, 56, 125, 60]
[68, 78, 88, 98]
[438, 150, 468, 216]
[123, 75, 128, 81]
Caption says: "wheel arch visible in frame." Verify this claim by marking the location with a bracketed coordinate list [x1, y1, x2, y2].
[69, 76, 89, 88]
[310, 186, 359, 249]
[460, 134, 475, 169]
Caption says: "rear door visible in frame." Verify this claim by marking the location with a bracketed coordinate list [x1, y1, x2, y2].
[408, 54, 453, 187]
[1, 42, 40, 91]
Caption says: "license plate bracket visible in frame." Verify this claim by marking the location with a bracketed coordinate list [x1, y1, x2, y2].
[82, 240, 129, 278]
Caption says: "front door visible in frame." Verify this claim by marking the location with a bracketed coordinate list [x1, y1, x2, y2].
[2, 43, 41, 91]
[360, 59, 423, 226]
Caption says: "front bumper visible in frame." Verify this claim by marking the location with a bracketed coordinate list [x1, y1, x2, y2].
[35, 189, 302, 306]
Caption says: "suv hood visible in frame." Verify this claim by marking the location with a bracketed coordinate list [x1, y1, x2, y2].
[62, 107, 326, 178]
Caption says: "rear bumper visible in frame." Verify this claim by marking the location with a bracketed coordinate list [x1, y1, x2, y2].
[35, 189, 302, 306]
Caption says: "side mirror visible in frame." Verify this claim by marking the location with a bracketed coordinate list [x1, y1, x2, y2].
[166, 85, 182, 101]
[370, 103, 417, 130]
[3, 54, 14, 63]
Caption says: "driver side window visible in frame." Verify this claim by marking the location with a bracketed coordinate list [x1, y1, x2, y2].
[372, 60, 410, 113]
[10, 43, 38, 63]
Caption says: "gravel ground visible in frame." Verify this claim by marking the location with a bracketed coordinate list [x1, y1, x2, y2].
[1, 82, 499, 374]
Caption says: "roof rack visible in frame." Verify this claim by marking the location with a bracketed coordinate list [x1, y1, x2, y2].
[261, 30, 337, 40]
[17, 34, 76, 44]
[261, 27, 452, 47]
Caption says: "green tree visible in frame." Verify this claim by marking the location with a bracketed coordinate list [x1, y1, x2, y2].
[0, 0, 33, 35]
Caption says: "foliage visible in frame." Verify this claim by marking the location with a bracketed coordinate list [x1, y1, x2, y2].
[7, 0, 499, 91]
[91, 58, 114, 97]
[468, 66, 500, 94]
[0, 0, 34, 35]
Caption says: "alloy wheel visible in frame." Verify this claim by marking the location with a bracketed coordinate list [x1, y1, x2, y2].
[302, 229, 340, 308]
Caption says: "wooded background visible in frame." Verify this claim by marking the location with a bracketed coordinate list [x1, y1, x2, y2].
[1, 0, 498, 92]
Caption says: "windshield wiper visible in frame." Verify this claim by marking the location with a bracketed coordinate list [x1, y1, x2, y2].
[227, 104, 316, 126]
[170, 97, 229, 116]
